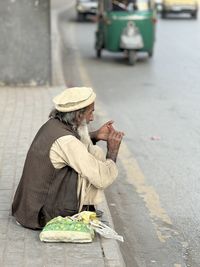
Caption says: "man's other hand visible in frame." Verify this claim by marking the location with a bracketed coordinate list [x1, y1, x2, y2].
[106, 130, 124, 162]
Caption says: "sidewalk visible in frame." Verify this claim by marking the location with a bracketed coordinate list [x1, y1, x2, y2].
[0, 2, 125, 267]
[0, 85, 124, 267]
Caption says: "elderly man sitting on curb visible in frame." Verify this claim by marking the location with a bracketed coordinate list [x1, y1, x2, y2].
[12, 87, 124, 229]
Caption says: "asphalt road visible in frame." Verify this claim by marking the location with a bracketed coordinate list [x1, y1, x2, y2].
[58, 4, 200, 267]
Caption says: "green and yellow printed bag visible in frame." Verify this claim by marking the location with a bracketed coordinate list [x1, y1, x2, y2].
[39, 216, 94, 243]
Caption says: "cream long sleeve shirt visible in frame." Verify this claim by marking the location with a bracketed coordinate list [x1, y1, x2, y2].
[49, 135, 118, 211]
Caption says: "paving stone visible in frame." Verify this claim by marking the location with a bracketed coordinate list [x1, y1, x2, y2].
[0, 167, 15, 178]
[0, 211, 10, 219]
[0, 190, 13, 203]
[24, 240, 45, 265]
[64, 257, 105, 267]
[24, 258, 44, 267]
[0, 180, 13, 190]
[7, 219, 26, 240]
[3, 252, 25, 266]
[64, 241, 103, 259]
[0, 239, 7, 255]
[6, 239, 25, 253]
[0, 202, 10, 210]
[0, 219, 9, 237]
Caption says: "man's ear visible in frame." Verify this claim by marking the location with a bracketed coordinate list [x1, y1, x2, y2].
[76, 112, 84, 124]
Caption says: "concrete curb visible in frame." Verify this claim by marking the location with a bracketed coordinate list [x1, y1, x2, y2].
[50, 1, 125, 266]
[50, 1, 68, 86]
[98, 195, 126, 267]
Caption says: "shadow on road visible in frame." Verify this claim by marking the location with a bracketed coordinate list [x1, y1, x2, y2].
[158, 14, 198, 21]
[88, 52, 150, 67]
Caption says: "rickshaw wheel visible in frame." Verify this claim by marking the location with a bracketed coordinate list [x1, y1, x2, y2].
[96, 49, 102, 58]
[148, 51, 153, 58]
[128, 50, 136, 66]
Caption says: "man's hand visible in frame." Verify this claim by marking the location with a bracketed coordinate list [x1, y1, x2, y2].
[90, 120, 115, 142]
[106, 130, 124, 162]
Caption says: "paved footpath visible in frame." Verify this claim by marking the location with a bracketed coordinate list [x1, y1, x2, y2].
[0, 86, 124, 267]
[0, 1, 125, 266]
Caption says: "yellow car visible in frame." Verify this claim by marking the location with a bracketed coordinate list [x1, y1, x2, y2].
[161, 0, 198, 18]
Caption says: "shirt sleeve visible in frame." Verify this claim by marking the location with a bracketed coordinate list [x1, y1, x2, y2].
[50, 135, 118, 189]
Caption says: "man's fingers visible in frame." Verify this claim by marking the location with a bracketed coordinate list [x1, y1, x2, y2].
[106, 121, 115, 130]
[108, 129, 115, 138]
[116, 132, 124, 141]
[109, 130, 124, 141]
[106, 120, 114, 125]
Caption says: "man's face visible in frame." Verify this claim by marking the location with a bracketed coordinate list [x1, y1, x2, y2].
[83, 103, 95, 124]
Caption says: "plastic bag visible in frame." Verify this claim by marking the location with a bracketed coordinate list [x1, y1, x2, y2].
[72, 211, 124, 242]
[90, 221, 124, 242]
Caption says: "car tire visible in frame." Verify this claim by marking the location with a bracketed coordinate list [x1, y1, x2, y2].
[191, 11, 197, 19]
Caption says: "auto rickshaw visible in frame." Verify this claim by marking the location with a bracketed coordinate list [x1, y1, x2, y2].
[95, 0, 157, 65]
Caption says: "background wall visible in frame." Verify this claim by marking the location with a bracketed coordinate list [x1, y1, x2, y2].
[0, 0, 51, 86]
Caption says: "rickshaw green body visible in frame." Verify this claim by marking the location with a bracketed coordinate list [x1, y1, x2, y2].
[96, 1, 156, 56]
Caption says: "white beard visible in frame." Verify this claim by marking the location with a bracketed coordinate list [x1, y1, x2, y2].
[77, 119, 91, 147]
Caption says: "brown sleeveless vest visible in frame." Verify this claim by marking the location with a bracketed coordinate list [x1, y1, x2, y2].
[12, 118, 80, 229]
